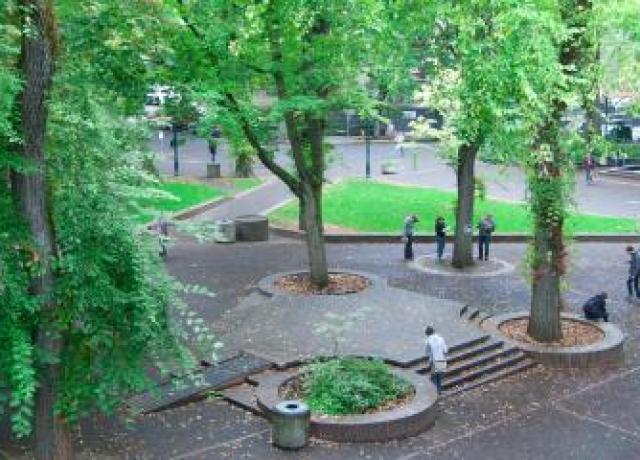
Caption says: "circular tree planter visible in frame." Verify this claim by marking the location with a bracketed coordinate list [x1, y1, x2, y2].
[258, 270, 382, 297]
[256, 367, 438, 443]
[413, 255, 515, 278]
[485, 312, 624, 368]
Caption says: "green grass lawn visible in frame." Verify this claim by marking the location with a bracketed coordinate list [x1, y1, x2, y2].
[270, 180, 638, 234]
[134, 177, 262, 224]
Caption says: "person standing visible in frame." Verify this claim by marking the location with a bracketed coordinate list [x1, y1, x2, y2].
[435, 216, 447, 261]
[425, 326, 448, 394]
[477, 214, 495, 261]
[584, 153, 595, 185]
[626, 246, 640, 299]
[403, 214, 419, 260]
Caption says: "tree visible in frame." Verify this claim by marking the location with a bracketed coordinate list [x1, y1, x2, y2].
[167, 1, 388, 287]
[11, 2, 66, 456]
[1, 2, 209, 457]
[527, 0, 597, 341]
[413, 0, 563, 268]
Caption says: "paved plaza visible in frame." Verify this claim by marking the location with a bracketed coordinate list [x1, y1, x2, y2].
[32, 238, 637, 459]
[2, 138, 640, 459]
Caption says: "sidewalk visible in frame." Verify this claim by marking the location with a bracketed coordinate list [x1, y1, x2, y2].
[192, 179, 292, 222]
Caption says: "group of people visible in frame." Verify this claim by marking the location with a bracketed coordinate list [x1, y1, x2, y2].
[403, 214, 496, 262]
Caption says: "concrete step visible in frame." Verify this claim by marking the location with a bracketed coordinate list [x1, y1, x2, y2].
[418, 338, 505, 375]
[223, 384, 263, 417]
[467, 309, 480, 321]
[442, 352, 527, 390]
[418, 339, 510, 373]
[444, 346, 521, 378]
[448, 334, 491, 355]
[444, 359, 536, 396]
[126, 352, 273, 414]
[404, 334, 491, 368]
[473, 312, 491, 325]
[448, 338, 504, 364]
[460, 306, 479, 321]
[246, 369, 296, 387]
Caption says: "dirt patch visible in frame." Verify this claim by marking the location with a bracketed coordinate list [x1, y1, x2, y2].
[274, 272, 370, 295]
[499, 318, 604, 347]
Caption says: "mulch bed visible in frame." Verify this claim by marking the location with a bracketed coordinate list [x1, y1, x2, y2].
[499, 318, 604, 347]
[274, 272, 370, 295]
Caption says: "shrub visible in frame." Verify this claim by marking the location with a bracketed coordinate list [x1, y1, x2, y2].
[301, 357, 412, 415]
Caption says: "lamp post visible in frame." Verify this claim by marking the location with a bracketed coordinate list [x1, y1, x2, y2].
[365, 119, 371, 179]
[172, 122, 179, 176]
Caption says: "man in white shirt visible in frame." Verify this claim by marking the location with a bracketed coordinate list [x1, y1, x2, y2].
[425, 326, 448, 394]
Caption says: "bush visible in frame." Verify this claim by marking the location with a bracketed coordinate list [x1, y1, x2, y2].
[301, 357, 412, 415]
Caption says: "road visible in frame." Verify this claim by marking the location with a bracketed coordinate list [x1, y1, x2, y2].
[150, 133, 640, 219]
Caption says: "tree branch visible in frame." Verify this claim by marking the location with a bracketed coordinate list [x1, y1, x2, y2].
[176, 1, 301, 196]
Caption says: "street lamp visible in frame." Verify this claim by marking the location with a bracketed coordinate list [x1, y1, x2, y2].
[365, 119, 372, 179]
[172, 121, 179, 176]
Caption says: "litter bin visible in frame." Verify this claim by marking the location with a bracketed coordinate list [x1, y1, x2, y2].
[214, 219, 236, 243]
[271, 400, 310, 450]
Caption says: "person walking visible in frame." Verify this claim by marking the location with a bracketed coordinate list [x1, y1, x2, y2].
[626, 246, 640, 299]
[584, 153, 595, 185]
[435, 216, 447, 261]
[402, 214, 419, 260]
[425, 326, 448, 394]
[477, 214, 495, 261]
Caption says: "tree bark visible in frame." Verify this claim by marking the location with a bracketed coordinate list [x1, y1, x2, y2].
[234, 154, 253, 178]
[301, 183, 328, 286]
[452, 143, 478, 268]
[527, 221, 562, 341]
[298, 198, 307, 231]
[12, 1, 72, 458]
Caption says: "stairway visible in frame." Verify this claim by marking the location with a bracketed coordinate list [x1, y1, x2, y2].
[417, 334, 534, 396]
[418, 305, 536, 396]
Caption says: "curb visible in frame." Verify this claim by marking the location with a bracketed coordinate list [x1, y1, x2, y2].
[269, 225, 640, 244]
[484, 312, 625, 368]
[256, 367, 438, 443]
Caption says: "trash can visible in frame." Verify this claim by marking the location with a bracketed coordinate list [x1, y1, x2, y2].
[214, 219, 235, 243]
[271, 400, 310, 450]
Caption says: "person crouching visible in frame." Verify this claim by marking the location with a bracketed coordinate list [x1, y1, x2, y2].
[583, 292, 609, 322]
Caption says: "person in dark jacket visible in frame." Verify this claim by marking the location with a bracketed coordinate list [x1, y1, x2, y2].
[435, 216, 447, 261]
[477, 214, 495, 261]
[626, 246, 639, 299]
[403, 214, 419, 260]
[583, 292, 609, 322]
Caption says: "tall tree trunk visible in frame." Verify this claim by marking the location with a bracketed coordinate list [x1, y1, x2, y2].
[528, 220, 562, 341]
[528, 0, 593, 342]
[301, 183, 328, 286]
[528, 111, 566, 342]
[452, 143, 478, 268]
[12, 1, 72, 458]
